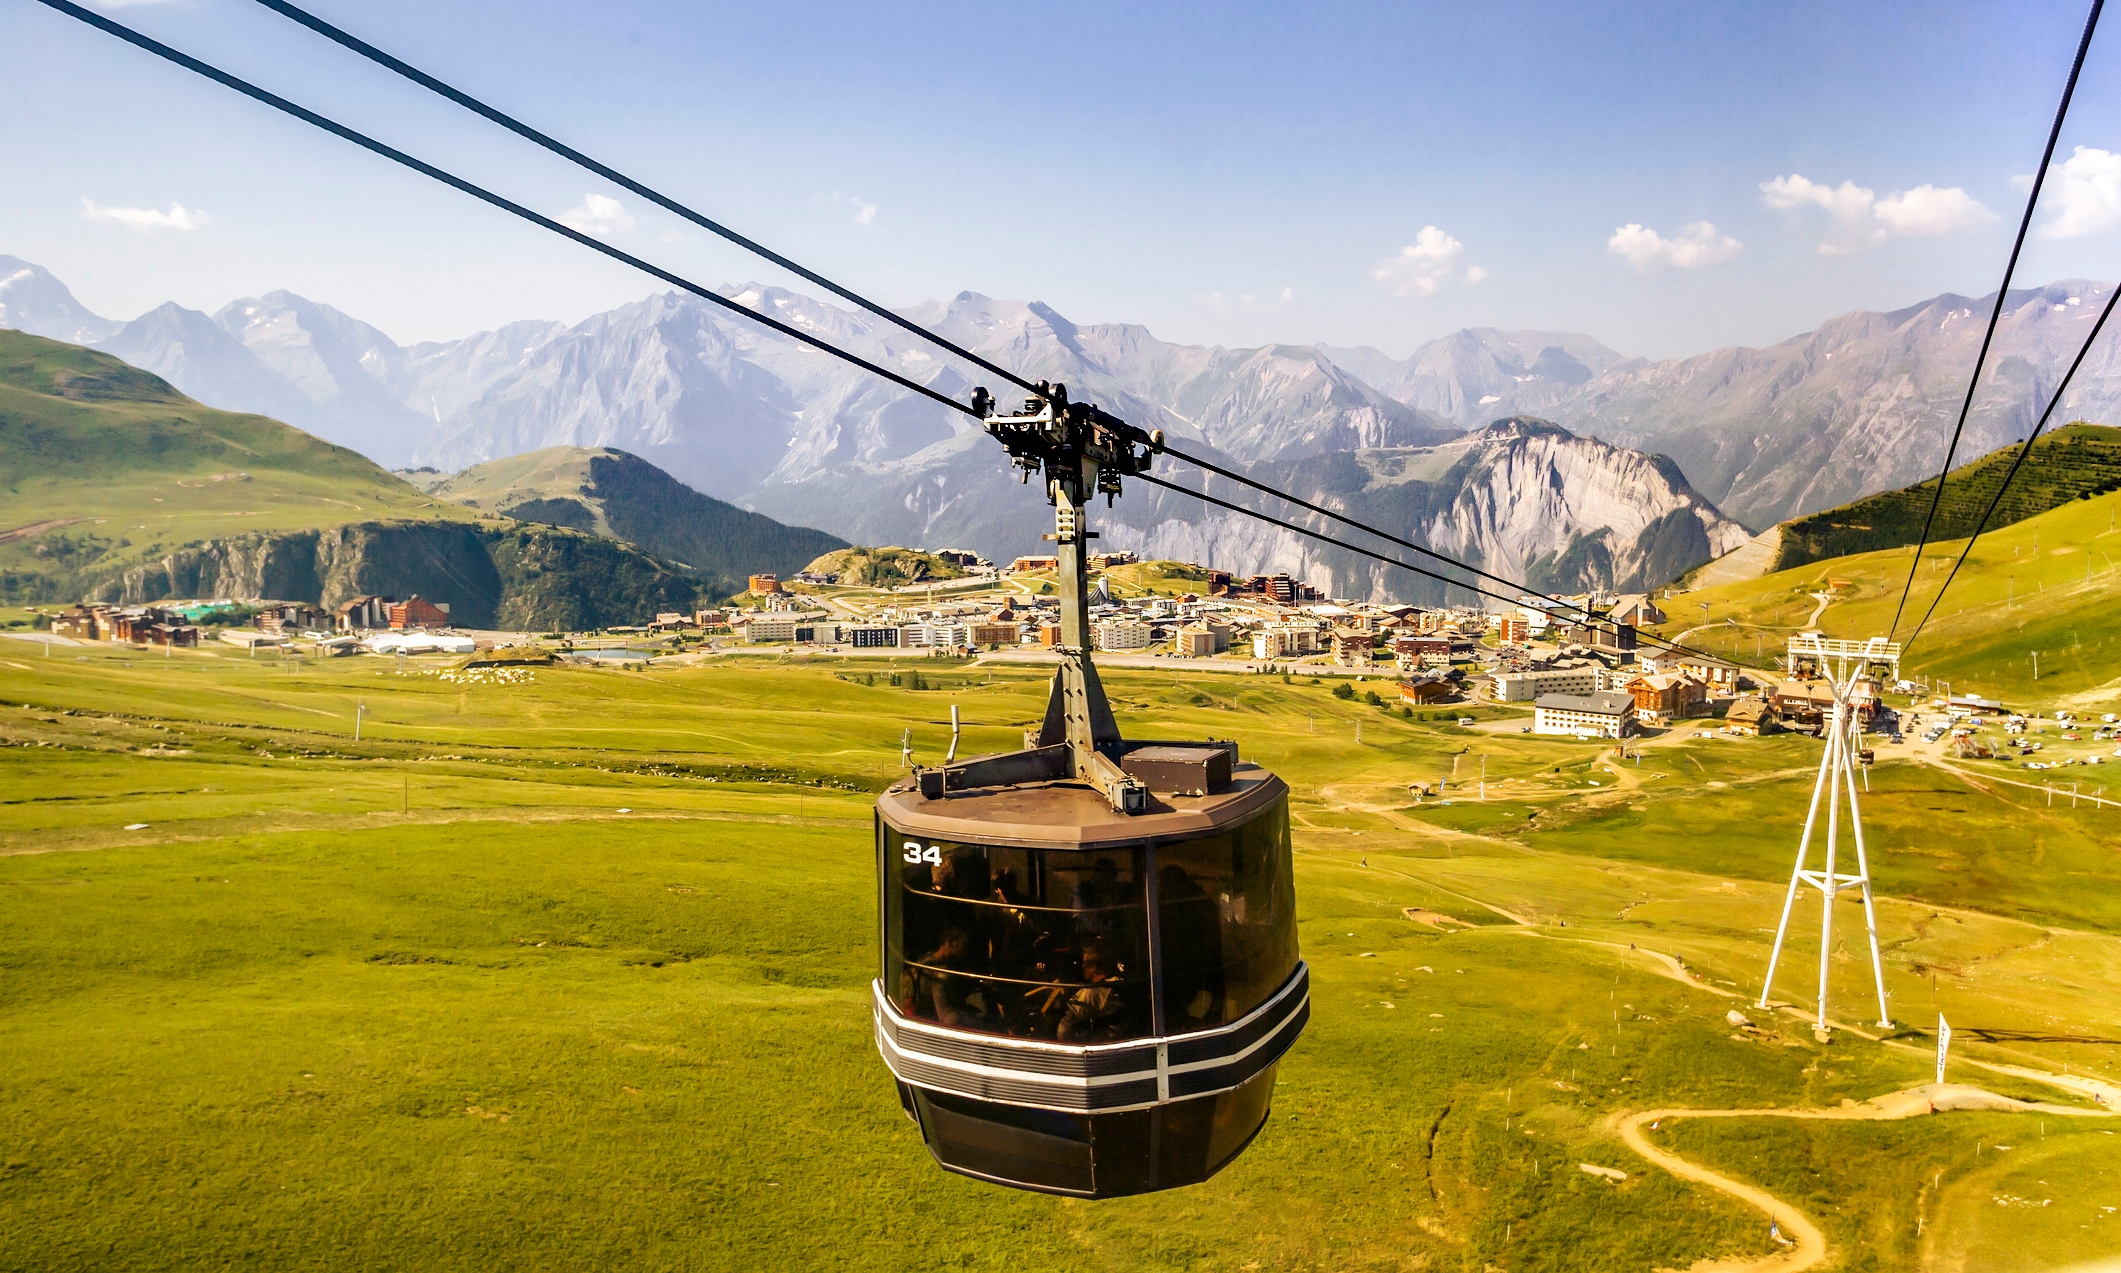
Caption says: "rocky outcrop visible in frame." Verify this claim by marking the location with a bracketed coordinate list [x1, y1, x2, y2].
[94, 520, 704, 630]
[1100, 418, 1749, 603]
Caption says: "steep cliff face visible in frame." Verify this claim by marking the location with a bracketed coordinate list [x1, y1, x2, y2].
[1097, 418, 1749, 603]
[99, 520, 703, 630]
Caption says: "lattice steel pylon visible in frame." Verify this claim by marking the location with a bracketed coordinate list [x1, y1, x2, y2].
[1758, 635, 1900, 1037]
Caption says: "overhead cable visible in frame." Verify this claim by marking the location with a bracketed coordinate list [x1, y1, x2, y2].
[1135, 472, 1766, 671]
[49, 0, 1763, 674]
[1889, 0, 2106, 638]
[1153, 440, 1607, 624]
[245, 0, 1052, 404]
[29, 0, 977, 422]
[249, 1, 1625, 616]
[1903, 280, 2121, 652]
[238, 0, 1656, 635]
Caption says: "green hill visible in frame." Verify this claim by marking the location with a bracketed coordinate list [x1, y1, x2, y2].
[0, 329, 462, 598]
[424, 446, 845, 594]
[1659, 484, 2121, 708]
[1769, 423, 2121, 572]
[0, 332, 709, 626]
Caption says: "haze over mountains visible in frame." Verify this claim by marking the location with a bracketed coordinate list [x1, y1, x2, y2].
[7, 253, 2118, 599]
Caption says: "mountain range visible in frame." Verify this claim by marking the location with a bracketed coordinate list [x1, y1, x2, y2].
[7, 255, 2117, 599]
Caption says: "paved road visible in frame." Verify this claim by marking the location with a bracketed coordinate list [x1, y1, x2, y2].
[972, 649, 1387, 678]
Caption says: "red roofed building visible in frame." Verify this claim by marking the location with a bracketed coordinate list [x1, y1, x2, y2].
[387, 596, 452, 630]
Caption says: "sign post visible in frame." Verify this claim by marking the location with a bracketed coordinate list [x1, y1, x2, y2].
[1936, 1013, 1951, 1085]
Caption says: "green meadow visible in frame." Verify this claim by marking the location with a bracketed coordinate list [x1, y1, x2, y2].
[1, 639, 2115, 1270]
[1661, 486, 2121, 708]
[0, 332, 468, 588]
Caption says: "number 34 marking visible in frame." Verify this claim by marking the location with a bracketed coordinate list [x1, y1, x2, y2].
[902, 842, 942, 865]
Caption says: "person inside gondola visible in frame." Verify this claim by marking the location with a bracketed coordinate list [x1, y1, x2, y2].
[1158, 862, 1223, 1027]
[1072, 857, 1124, 928]
[906, 926, 982, 1027]
[1057, 943, 1129, 1042]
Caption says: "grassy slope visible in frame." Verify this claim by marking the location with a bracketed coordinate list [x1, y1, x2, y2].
[426, 446, 619, 530]
[1772, 423, 2121, 571]
[1652, 486, 2121, 708]
[430, 447, 848, 592]
[0, 647, 2115, 1269]
[0, 330, 465, 585]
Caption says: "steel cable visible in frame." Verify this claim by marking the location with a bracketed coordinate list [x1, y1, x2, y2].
[1135, 472, 1767, 671]
[1889, 0, 2105, 638]
[47, 0, 1769, 676]
[1903, 281, 2121, 652]
[28, 0, 978, 422]
[246, 0, 1051, 404]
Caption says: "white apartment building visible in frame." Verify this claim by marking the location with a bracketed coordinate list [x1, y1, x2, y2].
[901, 623, 971, 649]
[1093, 619, 1154, 651]
[1174, 622, 1232, 657]
[1251, 624, 1320, 660]
[1487, 664, 1614, 702]
[1532, 690, 1638, 738]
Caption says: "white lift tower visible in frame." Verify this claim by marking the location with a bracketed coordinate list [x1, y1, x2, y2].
[1758, 634, 1900, 1039]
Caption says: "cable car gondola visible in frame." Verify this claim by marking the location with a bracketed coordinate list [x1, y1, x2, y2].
[873, 386, 1308, 1197]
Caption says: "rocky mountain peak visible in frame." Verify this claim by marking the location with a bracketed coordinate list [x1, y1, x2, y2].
[0, 255, 119, 345]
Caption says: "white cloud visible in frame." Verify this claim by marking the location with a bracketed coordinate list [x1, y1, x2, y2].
[2035, 146, 2121, 239]
[1874, 184, 1992, 236]
[1204, 285, 1297, 313]
[815, 190, 877, 226]
[558, 193, 634, 236]
[1760, 173, 1993, 254]
[1371, 226, 1484, 298]
[1606, 221, 1742, 272]
[81, 198, 207, 231]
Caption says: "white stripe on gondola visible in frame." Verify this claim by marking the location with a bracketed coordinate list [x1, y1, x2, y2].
[873, 962, 1308, 1110]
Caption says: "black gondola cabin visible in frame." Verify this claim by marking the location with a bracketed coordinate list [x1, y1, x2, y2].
[871, 384, 1307, 1197]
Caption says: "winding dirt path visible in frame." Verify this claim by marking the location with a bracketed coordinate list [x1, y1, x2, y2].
[1608, 1087, 2111, 1273]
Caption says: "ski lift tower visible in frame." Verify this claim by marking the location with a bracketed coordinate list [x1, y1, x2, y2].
[1758, 634, 1900, 1039]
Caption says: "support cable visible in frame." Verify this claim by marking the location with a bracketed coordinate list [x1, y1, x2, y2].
[47, 0, 1763, 675]
[1903, 281, 2121, 652]
[28, 0, 977, 422]
[1153, 440, 1603, 623]
[1135, 473, 1765, 671]
[238, 0, 1688, 634]
[245, 0, 1051, 404]
[1889, 0, 2105, 638]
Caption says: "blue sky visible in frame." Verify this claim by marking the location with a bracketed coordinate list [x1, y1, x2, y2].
[5, 0, 2120, 358]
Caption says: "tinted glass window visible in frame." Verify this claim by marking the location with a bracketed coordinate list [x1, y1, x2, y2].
[884, 828, 1152, 1042]
[1154, 794, 1298, 1031]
